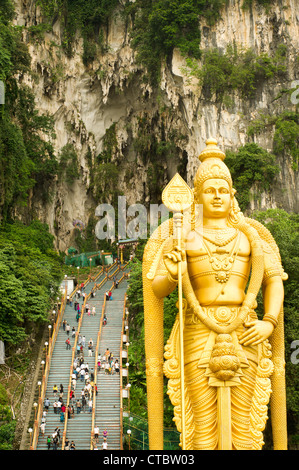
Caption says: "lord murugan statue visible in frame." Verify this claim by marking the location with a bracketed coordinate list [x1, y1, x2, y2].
[142, 138, 288, 450]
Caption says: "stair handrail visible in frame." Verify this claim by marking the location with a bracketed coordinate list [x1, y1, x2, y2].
[92, 265, 104, 281]
[100, 260, 117, 280]
[107, 265, 120, 280]
[120, 261, 130, 271]
[95, 270, 112, 291]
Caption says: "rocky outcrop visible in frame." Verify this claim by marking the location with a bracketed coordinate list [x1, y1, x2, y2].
[13, 0, 299, 250]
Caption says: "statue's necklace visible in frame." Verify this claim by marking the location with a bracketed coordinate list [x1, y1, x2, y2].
[202, 227, 238, 247]
[201, 231, 241, 284]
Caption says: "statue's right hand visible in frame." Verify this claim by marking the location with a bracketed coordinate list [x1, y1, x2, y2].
[163, 245, 187, 282]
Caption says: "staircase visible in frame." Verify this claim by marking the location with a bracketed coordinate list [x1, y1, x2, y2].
[35, 264, 129, 450]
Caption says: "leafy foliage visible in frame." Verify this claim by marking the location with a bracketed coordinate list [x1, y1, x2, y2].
[0, 90, 57, 216]
[0, 421, 16, 450]
[74, 215, 100, 253]
[97, 123, 118, 164]
[0, 220, 63, 346]
[13, 86, 58, 202]
[93, 162, 120, 203]
[273, 111, 299, 169]
[91, 124, 120, 203]
[36, 0, 120, 61]
[185, 43, 287, 102]
[242, 0, 273, 9]
[34, 0, 277, 86]
[248, 111, 299, 170]
[225, 143, 280, 211]
[127, 0, 225, 84]
[58, 143, 80, 185]
[131, 113, 186, 201]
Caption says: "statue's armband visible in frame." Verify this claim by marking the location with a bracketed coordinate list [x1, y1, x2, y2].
[261, 241, 282, 285]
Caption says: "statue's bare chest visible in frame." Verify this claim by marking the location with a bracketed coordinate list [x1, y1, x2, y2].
[186, 228, 251, 285]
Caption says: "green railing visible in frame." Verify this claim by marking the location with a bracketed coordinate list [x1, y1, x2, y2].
[123, 413, 180, 450]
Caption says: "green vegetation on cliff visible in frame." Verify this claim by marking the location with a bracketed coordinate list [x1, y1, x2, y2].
[127, 0, 225, 84]
[248, 111, 299, 169]
[35, 0, 280, 87]
[185, 43, 287, 102]
[225, 143, 280, 211]
[0, 220, 63, 346]
[36, 0, 120, 62]
[0, 0, 58, 220]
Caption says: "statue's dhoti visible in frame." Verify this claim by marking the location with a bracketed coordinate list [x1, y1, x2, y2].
[165, 305, 272, 450]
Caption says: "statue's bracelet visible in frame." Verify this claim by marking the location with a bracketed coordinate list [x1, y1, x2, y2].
[167, 272, 178, 284]
[263, 313, 278, 328]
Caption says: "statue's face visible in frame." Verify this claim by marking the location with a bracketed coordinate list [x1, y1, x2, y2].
[198, 178, 232, 219]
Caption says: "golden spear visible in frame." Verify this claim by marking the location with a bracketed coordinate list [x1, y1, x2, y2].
[162, 173, 194, 450]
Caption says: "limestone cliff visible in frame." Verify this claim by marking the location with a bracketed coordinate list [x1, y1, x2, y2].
[12, 0, 299, 251]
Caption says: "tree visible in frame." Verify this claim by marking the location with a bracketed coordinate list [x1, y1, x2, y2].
[225, 143, 279, 212]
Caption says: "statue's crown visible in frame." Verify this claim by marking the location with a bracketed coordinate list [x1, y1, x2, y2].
[194, 138, 232, 200]
[198, 138, 226, 162]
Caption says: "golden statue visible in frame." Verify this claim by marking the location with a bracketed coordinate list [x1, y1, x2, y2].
[142, 138, 288, 450]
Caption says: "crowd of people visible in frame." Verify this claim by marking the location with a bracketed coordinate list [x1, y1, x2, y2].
[41, 387, 74, 450]
[97, 348, 120, 375]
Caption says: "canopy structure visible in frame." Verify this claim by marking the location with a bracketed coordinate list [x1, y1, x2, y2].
[65, 250, 102, 267]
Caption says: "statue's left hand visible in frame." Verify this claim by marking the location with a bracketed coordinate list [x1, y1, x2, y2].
[239, 320, 274, 346]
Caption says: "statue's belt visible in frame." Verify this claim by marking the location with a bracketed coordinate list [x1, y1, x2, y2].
[185, 305, 257, 326]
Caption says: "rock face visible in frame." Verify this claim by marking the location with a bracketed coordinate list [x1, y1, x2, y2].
[13, 0, 299, 251]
